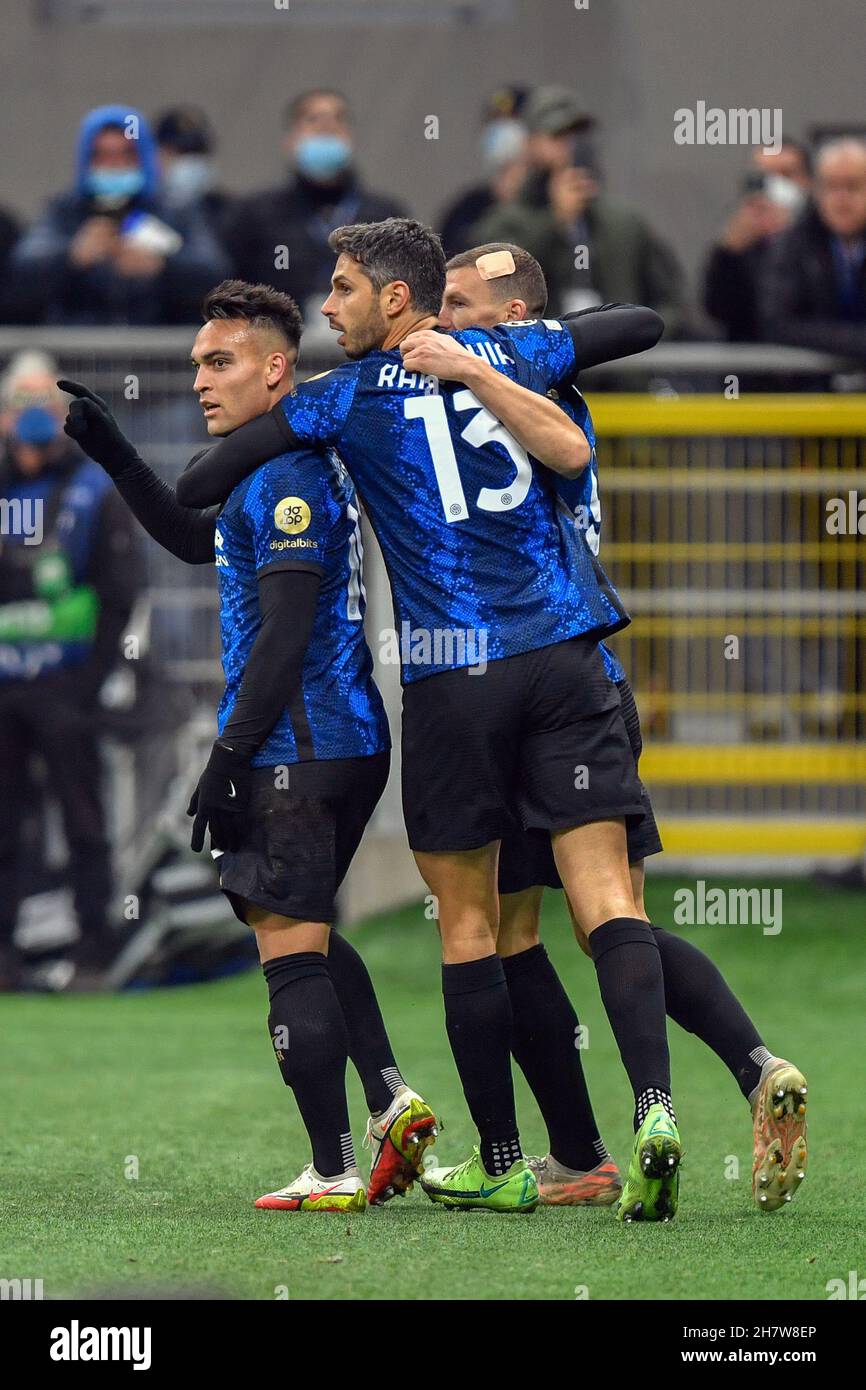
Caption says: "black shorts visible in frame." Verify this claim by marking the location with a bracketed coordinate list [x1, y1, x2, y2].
[497, 675, 663, 894]
[401, 637, 646, 854]
[218, 750, 390, 925]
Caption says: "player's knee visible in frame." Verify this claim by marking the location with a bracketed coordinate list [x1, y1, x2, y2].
[438, 909, 498, 961]
[630, 861, 648, 920]
[250, 908, 331, 961]
[497, 925, 539, 958]
[496, 890, 542, 957]
[567, 904, 593, 958]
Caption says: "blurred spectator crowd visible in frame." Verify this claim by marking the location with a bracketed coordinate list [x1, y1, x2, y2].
[0, 86, 865, 357]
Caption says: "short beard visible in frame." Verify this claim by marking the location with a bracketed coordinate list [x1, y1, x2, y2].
[343, 302, 388, 359]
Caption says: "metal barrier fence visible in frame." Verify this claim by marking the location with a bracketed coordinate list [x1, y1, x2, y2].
[2, 332, 864, 874]
[592, 393, 866, 866]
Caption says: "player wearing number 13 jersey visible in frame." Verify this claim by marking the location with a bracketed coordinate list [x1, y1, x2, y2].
[202, 311, 626, 689]
[177, 220, 682, 1218]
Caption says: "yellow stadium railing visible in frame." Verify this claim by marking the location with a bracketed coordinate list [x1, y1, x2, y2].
[592, 394, 866, 864]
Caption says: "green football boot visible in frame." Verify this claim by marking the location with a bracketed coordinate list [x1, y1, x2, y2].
[420, 1147, 539, 1212]
[616, 1103, 682, 1223]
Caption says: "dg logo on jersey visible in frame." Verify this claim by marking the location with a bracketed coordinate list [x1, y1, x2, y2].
[274, 496, 311, 535]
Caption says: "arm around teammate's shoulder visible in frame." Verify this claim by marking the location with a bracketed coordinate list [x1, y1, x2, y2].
[399, 330, 589, 478]
[560, 303, 664, 372]
[176, 407, 293, 508]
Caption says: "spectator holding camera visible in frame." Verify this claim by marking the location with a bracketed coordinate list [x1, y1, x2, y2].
[703, 140, 812, 340]
[10, 104, 229, 325]
[758, 137, 866, 359]
[472, 84, 688, 329]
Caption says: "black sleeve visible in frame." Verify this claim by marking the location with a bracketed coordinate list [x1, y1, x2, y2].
[110, 452, 218, 564]
[176, 407, 294, 509]
[220, 567, 320, 759]
[561, 303, 665, 376]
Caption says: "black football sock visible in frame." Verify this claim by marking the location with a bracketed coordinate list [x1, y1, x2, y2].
[326, 930, 405, 1114]
[652, 925, 770, 1100]
[502, 944, 607, 1171]
[441, 954, 521, 1176]
[263, 952, 356, 1178]
[589, 918, 674, 1132]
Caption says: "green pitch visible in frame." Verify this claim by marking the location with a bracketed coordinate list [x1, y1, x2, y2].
[3, 877, 863, 1301]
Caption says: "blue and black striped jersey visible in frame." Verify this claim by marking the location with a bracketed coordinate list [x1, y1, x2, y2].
[268, 318, 628, 683]
[215, 447, 389, 765]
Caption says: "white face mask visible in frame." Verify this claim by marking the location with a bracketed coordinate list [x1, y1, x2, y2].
[764, 174, 806, 213]
[163, 155, 213, 206]
[480, 119, 526, 172]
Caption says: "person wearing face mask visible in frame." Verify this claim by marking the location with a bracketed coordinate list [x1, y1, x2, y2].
[10, 104, 229, 325]
[223, 89, 406, 320]
[0, 354, 141, 991]
[703, 139, 812, 341]
[758, 137, 866, 359]
[437, 86, 530, 260]
[155, 105, 234, 243]
[472, 85, 689, 332]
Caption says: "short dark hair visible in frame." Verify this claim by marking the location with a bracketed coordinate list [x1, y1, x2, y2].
[328, 217, 446, 316]
[202, 279, 302, 353]
[285, 89, 350, 128]
[446, 242, 548, 317]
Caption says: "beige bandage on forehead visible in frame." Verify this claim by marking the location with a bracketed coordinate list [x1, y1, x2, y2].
[475, 250, 516, 281]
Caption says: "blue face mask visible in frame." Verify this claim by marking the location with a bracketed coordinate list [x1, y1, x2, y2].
[87, 166, 146, 204]
[12, 406, 60, 447]
[294, 134, 352, 182]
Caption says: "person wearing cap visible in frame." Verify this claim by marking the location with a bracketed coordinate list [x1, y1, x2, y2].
[437, 86, 530, 260]
[10, 104, 229, 325]
[155, 105, 235, 242]
[472, 84, 689, 331]
[0, 353, 141, 990]
[223, 89, 407, 322]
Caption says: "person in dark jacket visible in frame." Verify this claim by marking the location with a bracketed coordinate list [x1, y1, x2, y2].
[9, 104, 229, 325]
[703, 140, 812, 341]
[154, 104, 235, 244]
[223, 89, 406, 318]
[438, 86, 530, 260]
[0, 203, 24, 323]
[473, 85, 690, 331]
[758, 138, 866, 359]
[0, 356, 141, 989]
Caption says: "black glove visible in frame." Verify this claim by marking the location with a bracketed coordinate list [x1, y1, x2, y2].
[187, 740, 253, 853]
[57, 379, 140, 478]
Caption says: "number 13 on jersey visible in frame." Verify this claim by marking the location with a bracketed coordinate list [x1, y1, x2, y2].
[404, 391, 533, 522]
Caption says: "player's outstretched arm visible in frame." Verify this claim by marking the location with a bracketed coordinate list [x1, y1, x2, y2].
[562, 303, 664, 372]
[187, 568, 320, 853]
[400, 330, 590, 478]
[176, 408, 288, 509]
[58, 380, 217, 564]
